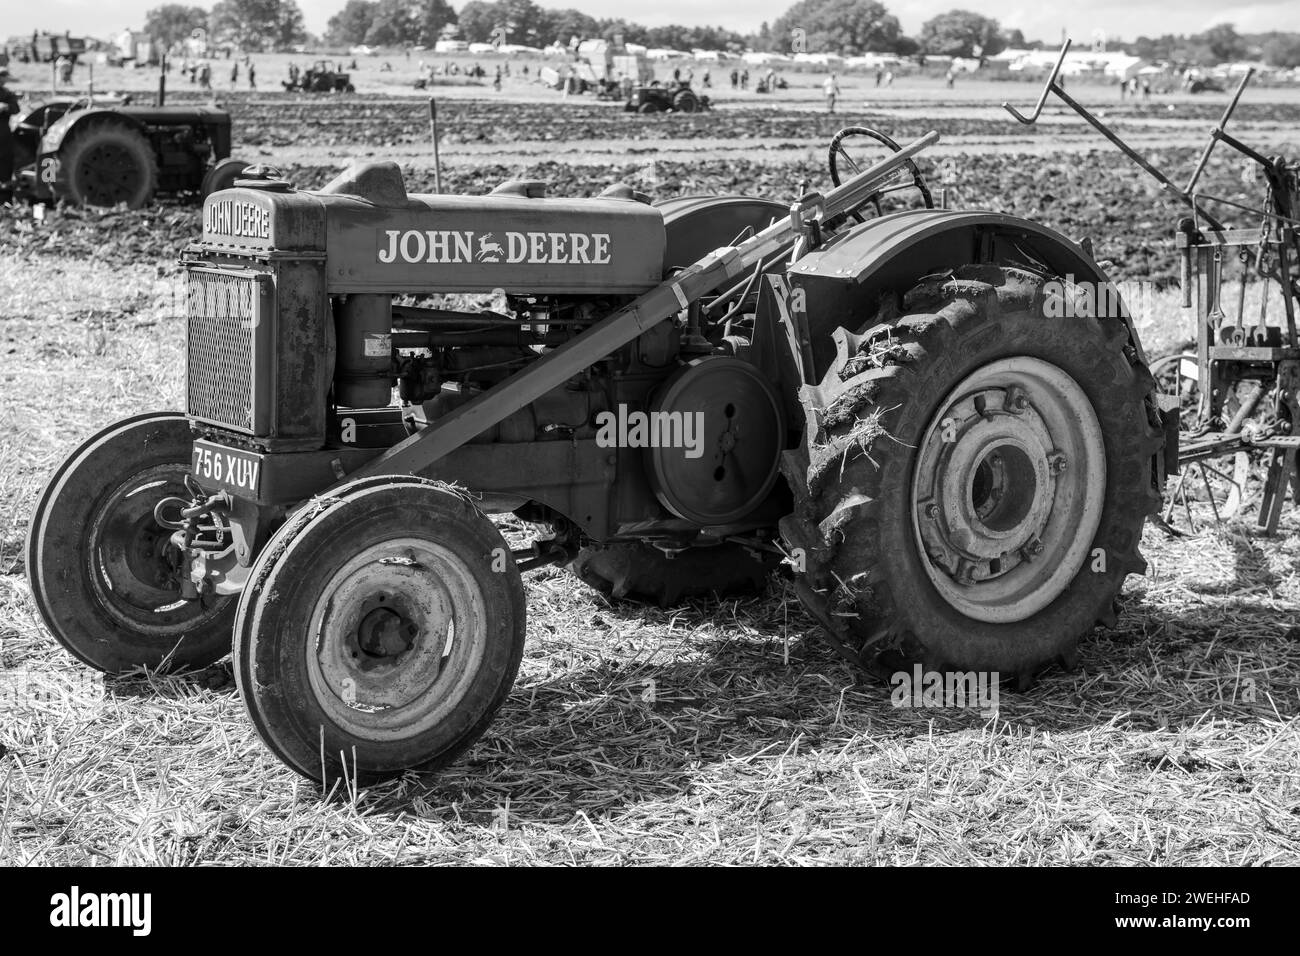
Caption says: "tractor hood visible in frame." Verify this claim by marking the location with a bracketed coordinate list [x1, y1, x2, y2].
[195, 161, 667, 295]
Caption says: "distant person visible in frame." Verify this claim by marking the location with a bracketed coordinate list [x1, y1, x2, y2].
[883, 69, 894, 86]
[730, 68, 738, 88]
[946, 67, 956, 88]
[248, 63, 256, 89]
[875, 67, 883, 86]
[0, 68, 22, 200]
[1142, 78, 1151, 98]
[823, 72, 840, 113]
[741, 68, 748, 90]
[230, 61, 238, 86]
[702, 68, 711, 88]
[199, 62, 212, 90]
[493, 65, 501, 91]
[1118, 75, 1126, 99]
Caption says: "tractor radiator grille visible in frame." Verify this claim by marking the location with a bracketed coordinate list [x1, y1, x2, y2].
[186, 269, 265, 433]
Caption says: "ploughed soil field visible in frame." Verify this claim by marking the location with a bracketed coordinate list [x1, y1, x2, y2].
[4, 91, 1299, 290]
[1, 92, 1297, 865]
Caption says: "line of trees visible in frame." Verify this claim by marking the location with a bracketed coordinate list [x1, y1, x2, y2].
[145, 0, 308, 51]
[325, 0, 748, 51]
[1130, 24, 1300, 69]
[141, 0, 1300, 69]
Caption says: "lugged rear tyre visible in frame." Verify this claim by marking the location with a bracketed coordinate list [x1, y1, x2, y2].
[780, 265, 1164, 684]
[56, 117, 158, 209]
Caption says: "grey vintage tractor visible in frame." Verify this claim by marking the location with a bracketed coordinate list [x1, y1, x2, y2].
[30, 112, 1178, 784]
[625, 81, 707, 113]
[282, 60, 355, 94]
[13, 96, 250, 208]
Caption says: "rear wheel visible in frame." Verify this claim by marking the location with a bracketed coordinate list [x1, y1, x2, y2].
[234, 478, 526, 785]
[672, 90, 699, 113]
[56, 118, 158, 208]
[780, 265, 1164, 682]
[27, 413, 235, 672]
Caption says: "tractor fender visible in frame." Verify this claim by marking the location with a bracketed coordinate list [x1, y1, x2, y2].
[39, 107, 146, 155]
[657, 195, 788, 275]
[788, 208, 1151, 381]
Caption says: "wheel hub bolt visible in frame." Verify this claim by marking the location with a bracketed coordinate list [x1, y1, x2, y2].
[1049, 453, 1067, 474]
[925, 503, 940, 519]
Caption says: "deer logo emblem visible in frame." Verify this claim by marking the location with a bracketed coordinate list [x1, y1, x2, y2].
[477, 233, 505, 263]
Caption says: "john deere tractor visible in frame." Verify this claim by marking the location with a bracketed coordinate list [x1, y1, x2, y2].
[29, 126, 1173, 785]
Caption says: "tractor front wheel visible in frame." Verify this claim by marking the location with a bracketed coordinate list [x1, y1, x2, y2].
[233, 478, 526, 785]
[200, 157, 252, 198]
[27, 413, 236, 672]
[781, 266, 1164, 683]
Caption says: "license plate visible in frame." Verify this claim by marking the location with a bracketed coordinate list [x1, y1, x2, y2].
[191, 440, 262, 496]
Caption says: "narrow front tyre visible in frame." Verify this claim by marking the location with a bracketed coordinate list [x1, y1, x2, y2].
[233, 478, 527, 786]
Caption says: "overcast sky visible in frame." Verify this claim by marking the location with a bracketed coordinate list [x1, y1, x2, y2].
[10, 0, 1300, 46]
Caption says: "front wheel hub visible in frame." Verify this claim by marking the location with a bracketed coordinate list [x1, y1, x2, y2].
[912, 357, 1106, 623]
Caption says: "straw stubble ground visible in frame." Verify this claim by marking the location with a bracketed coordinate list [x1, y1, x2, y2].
[1, 254, 1298, 866]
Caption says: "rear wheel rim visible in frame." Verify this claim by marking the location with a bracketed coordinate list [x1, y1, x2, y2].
[306, 537, 488, 742]
[911, 356, 1106, 623]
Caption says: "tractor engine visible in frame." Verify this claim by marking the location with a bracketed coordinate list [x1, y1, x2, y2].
[181, 162, 787, 594]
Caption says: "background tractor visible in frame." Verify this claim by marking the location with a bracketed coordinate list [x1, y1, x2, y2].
[283, 60, 355, 94]
[625, 81, 707, 114]
[13, 96, 250, 208]
[31, 111, 1179, 785]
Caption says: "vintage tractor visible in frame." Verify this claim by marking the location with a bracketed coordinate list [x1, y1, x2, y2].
[30, 121, 1176, 785]
[625, 81, 707, 114]
[12, 96, 251, 208]
[283, 60, 355, 94]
